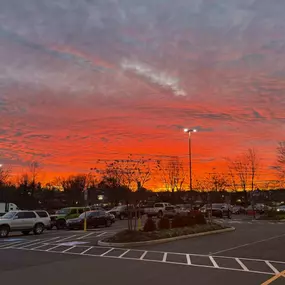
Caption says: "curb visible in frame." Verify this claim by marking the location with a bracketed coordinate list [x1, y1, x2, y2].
[98, 227, 235, 248]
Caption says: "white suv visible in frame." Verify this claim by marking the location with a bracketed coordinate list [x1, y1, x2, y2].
[0, 210, 51, 237]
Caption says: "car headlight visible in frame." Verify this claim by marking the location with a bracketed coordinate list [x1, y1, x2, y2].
[277, 209, 280, 212]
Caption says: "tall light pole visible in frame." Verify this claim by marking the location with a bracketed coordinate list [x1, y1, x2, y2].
[183, 128, 197, 192]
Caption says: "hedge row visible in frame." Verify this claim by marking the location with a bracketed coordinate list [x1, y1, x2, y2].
[143, 213, 206, 232]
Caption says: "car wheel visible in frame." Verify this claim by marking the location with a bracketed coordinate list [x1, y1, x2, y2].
[119, 214, 124, 220]
[22, 230, 30, 235]
[105, 219, 112, 227]
[0, 225, 10, 238]
[33, 223, 44, 235]
[56, 219, 66, 230]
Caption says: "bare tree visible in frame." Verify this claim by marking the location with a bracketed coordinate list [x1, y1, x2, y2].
[246, 148, 259, 191]
[93, 155, 152, 231]
[276, 141, 285, 180]
[0, 166, 11, 186]
[227, 155, 249, 191]
[29, 161, 41, 186]
[194, 177, 210, 192]
[207, 170, 227, 192]
[156, 157, 187, 192]
[94, 155, 152, 191]
[58, 174, 93, 206]
[227, 148, 259, 192]
[226, 159, 238, 192]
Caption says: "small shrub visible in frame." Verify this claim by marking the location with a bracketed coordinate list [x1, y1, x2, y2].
[158, 217, 170, 230]
[172, 215, 187, 228]
[185, 216, 196, 227]
[194, 212, 206, 224]
[143, 217, 156, 232]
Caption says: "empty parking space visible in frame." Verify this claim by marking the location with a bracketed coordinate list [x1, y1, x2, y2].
[2, 236, 284, 277]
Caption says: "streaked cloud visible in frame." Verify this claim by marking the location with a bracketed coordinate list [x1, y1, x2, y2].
[121, 59, 186, 96]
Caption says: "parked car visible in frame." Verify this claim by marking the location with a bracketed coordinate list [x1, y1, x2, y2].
[66, 210, 113, 230]
[144, 202, 171, 218]
[200, 203, 232, 218]
[107, 205, 143, 220]
[163, 205, 177, 218]
[34, 210, 52, 229]
[89, 206, 104, 211]
[276, 205, 285, 213]
[50, 207, 90, 229]
[0, 210, 50, 237]
[0, 202, 19, 217]
[232, 205, 246, 215]
[245, 204, 272, 215]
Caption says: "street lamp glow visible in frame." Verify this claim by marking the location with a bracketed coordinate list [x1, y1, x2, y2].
[183, 128, 197, 133]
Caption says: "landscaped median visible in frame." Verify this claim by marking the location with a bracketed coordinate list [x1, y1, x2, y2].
[98, 214, 235, 247]
[257, 211, 285, 221]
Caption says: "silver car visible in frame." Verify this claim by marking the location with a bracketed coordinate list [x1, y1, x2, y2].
[0, 210, 51, 237]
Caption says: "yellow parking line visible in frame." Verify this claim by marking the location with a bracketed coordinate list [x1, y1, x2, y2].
[261, 270, 285, 285]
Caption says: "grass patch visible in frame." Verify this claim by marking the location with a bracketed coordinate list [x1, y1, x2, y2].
[258, 214, 285, 221]
[104, 223, 227, 243]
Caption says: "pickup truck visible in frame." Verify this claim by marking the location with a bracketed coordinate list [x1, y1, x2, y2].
[144, 202, 171, 218]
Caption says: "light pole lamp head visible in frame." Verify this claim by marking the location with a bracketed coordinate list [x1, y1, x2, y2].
[184, 128, 197, 133]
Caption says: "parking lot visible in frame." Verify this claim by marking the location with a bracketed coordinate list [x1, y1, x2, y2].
[0, 218, 284, 285]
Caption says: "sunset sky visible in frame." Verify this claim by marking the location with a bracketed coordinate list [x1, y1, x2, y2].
[0, 0, 285, 188]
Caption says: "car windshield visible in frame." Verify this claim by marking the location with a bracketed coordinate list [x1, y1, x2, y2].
[55, 208, 70, 215]
[111, 206, 125, 211]
[79, 212, 92, 219]
[212, 204, 224, 209]
[165, 206, 175, 210]
[1, 212, 16, 219]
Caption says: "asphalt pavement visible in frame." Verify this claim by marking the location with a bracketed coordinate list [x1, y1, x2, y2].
[0, 218, 284, 285]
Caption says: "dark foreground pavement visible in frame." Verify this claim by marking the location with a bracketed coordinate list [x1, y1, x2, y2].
[0, 221, 284, 285]
[0, 249, 269, 285]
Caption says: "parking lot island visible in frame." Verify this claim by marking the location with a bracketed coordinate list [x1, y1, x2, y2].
[98, 223, 235, 247]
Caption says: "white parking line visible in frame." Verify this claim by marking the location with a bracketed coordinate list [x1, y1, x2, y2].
[55, 235, 77, 242]
[76, 233, 95, 240]
[62, 246, 75, 253]
[80, 246, 93, 255]
[46, 245, 62, 252]
[0, 241, 25, 248]
[6, 239, 41, 248]
[210, 233, 285, 255]
[265, 261, 280, 274]
[140, 251, 148, 260]
[10, 242, 282, 276]
[100, 248, 114, 256]
[235, 258, 249, 271]
[96, 232, 107, 237]
[186, 254, 191, 265]
[209, 256, 219, 268]
[31, 243, 49, 250]
[21, 236, 60, 248]
[118, 250, 130, 258]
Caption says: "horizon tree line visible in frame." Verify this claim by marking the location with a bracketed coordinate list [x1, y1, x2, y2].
[1, 142, 285, 200]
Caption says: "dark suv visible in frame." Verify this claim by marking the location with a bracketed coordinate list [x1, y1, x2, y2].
[200, 203, 232, 218]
